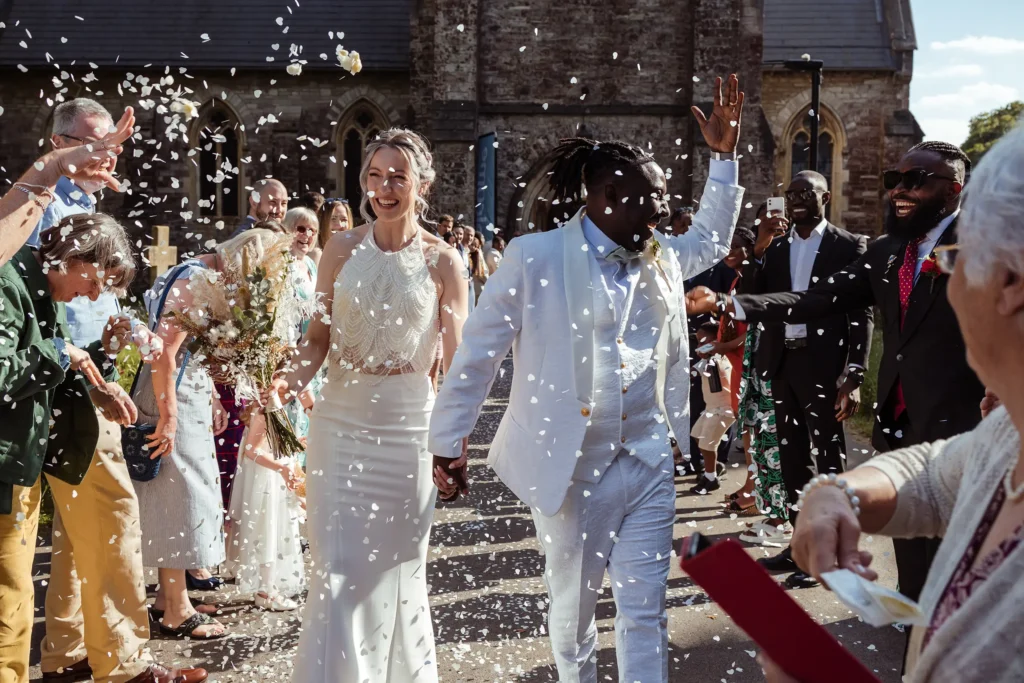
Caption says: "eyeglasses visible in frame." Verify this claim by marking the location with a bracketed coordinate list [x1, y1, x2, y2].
[882, 168, 958, 191]
[933, 244, 959, 275]
[784, 189, 822, 202]
[58, 133, 98, 144]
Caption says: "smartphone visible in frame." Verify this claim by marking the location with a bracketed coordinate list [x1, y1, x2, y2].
[767, 196, 785, 216]
[696, 342, 716, 355]
[675, 532, 714, 562]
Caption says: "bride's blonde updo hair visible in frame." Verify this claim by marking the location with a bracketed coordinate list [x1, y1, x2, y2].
[358, 128, 436, 224]
[215, 228, 293, 275]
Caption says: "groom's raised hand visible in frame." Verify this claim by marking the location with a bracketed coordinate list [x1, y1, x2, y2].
[691, 73, 745, 154]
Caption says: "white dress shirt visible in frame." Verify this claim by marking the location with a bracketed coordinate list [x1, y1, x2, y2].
[914, 209, 959, 281]
[785, 219, 827, 339]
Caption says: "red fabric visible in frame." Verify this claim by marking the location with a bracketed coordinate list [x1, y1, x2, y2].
[893, 238, 924, 418]
[718, 275, 746, 415]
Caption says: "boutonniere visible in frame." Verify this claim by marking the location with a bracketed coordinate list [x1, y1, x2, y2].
[885, 253, 897, 274]
[920, 255, 943, 293]
[646, 237, 672, 292]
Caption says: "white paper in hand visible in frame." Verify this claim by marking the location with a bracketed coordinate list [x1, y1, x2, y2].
[821, 569, 928, 627]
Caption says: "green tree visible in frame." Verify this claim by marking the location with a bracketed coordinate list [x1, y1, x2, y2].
[962, 101, 1024, 166]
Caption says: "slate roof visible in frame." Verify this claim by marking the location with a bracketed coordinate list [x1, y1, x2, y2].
[0, 0, 410, 70]
[763, 0, 905, 70]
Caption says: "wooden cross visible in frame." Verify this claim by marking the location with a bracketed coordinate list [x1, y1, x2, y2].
[147, 225, 178, 282]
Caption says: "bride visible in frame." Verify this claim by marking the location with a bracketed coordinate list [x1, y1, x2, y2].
[273, 129, 468, 682]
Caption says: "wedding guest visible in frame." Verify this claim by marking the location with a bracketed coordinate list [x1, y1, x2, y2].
[486, 235, 505, 273]
[29, 99, 126, 350]
[764, 121, 1024, 683]
[275, 129, 468, 681]
[230, 179, 288, 238]
[310, 197, 354, 266]
[430, 74, 746, 683]
[667, 206, 694, 236]
[689, 322, 736, 495]
[131, 235, 290, 640]
[294, 191, 325, 213]
[0, 214, 206, 683]
[453, 223, 475, 311]
[695, 140, 985, 604]
[443, 231, 458, 248]
[705, 171, 873, 588]
[0, 107, 134, 268]
[469, 234, 489, 303]
[280, 208, 322, 466]
[224, 407, 305, 612]
[690, 225, 756, 499]
[438, 213, 455, 235]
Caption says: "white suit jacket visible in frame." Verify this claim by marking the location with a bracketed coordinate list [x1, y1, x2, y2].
[428, 172, 745, 516]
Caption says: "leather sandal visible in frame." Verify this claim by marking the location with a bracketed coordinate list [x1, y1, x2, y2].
[41, 660, 92, 681]
[125, 664, 208, 683]
[157, 612, 227, 640]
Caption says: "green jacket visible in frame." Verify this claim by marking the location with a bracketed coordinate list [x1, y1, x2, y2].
[0, 247, 117, 514]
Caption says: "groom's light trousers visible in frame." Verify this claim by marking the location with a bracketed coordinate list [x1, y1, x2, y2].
[532, 454, 675, 683]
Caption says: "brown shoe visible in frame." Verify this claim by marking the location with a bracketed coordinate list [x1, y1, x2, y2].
[125, 664, 209, 683]
[41, 660, 92, 681]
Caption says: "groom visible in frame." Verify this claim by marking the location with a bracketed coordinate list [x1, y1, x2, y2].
[429, 74, 746, 682]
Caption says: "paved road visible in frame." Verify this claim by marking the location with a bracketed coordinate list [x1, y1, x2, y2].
[30, 356, 905, 681]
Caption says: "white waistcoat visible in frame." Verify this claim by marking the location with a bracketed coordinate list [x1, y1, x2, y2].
[574, 255, 672, 483]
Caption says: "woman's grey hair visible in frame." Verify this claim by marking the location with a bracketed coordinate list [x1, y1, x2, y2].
[282, 207, 318, 233]
[358, 128, 437, 225]
[38, 213, 136, 293]
[52, 98, 112, 137]
[959, 118, 1024, 284]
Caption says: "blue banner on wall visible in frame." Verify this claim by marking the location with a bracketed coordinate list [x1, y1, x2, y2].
[476, 132, 497, 240]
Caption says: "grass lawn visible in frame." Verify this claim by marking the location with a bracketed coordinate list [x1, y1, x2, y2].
[850, 325, 884, 439]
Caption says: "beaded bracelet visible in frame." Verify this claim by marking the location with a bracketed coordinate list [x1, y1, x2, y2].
[797, 473, 862, 517]
[13, 182, 55, 208]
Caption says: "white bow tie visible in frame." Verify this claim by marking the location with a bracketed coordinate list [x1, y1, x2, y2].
[605, 246, 644, 263]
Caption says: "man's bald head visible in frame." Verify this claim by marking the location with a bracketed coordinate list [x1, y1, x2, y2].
[793, 170, 828, 192]
[249, 178, 288, 222]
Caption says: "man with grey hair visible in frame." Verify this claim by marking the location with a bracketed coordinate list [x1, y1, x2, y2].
[695, 139, 986, 613]
[229, 178, 288, 238]
[30, 98, 123, 347]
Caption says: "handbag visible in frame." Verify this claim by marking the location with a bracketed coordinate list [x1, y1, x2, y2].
[122, 264, 191, 482]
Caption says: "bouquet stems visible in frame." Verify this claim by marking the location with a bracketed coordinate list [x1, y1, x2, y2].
[263, 391, 305, 460]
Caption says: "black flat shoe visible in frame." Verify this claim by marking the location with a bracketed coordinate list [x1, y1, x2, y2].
[185, 572, 223, 591]
[756, 546, 799, 572]
[784, 571, 820, 589]
[689, 474, 722, 495]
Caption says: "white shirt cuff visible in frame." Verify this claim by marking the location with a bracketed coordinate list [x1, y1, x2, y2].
[709, 159, 739, 186]
[731, 299, 747, 320]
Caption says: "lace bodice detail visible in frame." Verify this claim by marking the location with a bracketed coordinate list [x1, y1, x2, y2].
[330, 228, 440, 378]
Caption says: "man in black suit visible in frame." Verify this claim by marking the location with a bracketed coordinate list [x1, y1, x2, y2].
[692, 141, 984, 602]
[725, 171, 872, 587]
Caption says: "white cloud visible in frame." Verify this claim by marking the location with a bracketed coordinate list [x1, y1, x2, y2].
[916, 117, 970, 144]
[931, 35, 1024, 55]
[918, 64, 984, 78]
[915, 81, 1019, 112]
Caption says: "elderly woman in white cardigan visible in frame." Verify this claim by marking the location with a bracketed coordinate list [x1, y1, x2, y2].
[764, 121, 1024, 683]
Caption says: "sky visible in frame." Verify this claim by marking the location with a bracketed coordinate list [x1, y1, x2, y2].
[910, 0, 1024, 144]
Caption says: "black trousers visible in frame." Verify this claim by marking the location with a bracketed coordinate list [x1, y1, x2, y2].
[879, 406, 943, 602]
[772, 346, 847, 525]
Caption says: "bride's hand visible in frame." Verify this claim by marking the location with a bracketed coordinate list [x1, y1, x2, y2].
[261, 377, 290, 407]
[433, 442, 469, 502]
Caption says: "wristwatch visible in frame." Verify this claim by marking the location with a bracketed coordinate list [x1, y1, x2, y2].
[52, 337, 71, 371]
[712, 151, 737, 161]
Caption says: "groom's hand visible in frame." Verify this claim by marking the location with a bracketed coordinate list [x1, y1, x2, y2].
[433, 449, 469, 502]
[691, 73, 744, 154]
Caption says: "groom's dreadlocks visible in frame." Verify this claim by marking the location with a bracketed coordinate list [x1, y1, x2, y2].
[547, 138, 656, 204]
[908, 140, 972, 185]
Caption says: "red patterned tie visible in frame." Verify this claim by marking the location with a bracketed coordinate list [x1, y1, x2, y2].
[893, 237, 923, 418]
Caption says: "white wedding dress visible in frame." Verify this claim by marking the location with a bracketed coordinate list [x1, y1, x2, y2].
[292, 227, 441, 683]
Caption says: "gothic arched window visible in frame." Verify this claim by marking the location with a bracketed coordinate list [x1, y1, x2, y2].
[788, 109, 839, 219]
[195, 105, 243, 218]
[337, 102, 388, 219]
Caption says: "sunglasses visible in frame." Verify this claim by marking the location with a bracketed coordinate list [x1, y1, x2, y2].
[326, 197, 350, 204]
[882, 168, 958, 191]
[784, 189, 823, 202]
[294, 225, 316, 235]
[933, 244, 959, 275]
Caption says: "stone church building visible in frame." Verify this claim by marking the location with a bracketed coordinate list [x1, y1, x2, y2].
[0, 0, 920, 254]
